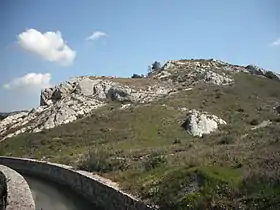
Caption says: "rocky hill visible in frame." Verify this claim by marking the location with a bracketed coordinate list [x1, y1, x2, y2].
[1, 59, 280, 209]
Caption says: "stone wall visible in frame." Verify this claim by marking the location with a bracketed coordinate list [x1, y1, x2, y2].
[0, 165, 35, 210]
[0, 156, 153, 210]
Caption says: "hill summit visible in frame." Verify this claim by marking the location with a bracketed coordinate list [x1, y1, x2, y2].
[1, 59, 279, 140]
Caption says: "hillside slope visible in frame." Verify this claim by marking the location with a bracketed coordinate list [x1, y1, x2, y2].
[1, 59, 280, 209]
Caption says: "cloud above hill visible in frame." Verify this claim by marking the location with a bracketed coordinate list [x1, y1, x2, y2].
[272, 38, 280, 46]
[3, 73, 51, 92]
[18, 29, 76, 66]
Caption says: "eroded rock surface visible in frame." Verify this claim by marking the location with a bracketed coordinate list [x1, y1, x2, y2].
[153, 59, 234, 86]
[151, 59, 280, 86]
[181, 109, 226, 137]
[1, 77, 171, 140]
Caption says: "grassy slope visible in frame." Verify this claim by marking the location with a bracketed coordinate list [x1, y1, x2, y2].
[1, 73, 280, 209]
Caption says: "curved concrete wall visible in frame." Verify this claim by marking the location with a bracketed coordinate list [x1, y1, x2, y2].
[0, 165, 35, 210]
[0, 156, 153, 210]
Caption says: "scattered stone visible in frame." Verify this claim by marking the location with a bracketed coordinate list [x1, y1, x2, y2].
[251, 120, 272, 130]
[178, 107, 188, 112]
[120, 104, 131, 109]
[181, 109, 226, 137]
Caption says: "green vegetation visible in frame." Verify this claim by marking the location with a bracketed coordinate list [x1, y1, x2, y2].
[1, 73, 280, 209]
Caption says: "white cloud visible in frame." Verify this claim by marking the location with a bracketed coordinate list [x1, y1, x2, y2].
[18, 29, 76, 66]
[3, 73, 51, 92]
[272, 38, 280, 46]
[86, 31, 107, 41]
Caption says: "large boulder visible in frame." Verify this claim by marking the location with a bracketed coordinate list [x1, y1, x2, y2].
[181, 109, 226, 137]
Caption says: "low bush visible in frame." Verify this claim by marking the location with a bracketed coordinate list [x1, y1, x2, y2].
[143, 151, 167, 171]
[249, 119, 259, 126]
[218, 136, 235, 145]
[78, 147, 127, 173]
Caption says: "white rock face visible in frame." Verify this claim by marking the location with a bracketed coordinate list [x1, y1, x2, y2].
[182, 109, 226, 137]
[156, 59, 234, 86]
[157, 59, 280, 86]
[120, 104, 131, 109]
[1, 77, 171, 140]
[191, 68, 233, 86]
[41, 78, 171, 106]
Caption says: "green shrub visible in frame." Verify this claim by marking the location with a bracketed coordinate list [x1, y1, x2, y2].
[143, 151, 167, 171]
[173, 138, 181, 144]
[237, 108, 244, 112]
[78, 147, 127, 173]
[151, 166, 242, 210]
[218, 136, 235, 145]
[249, 119, 259, 125]
[271, 117, 280, 123]
[241, 173, 280, 209]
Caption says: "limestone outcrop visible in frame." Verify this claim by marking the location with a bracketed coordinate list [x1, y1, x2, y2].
[181, 109, 226, 137]
[153, 59, 234, 86]
[0, 77, 171, 140]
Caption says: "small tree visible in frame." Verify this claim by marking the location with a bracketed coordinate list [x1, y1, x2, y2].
[131, 74, 144, 78]
[147, 61, 162, 76]
[152, 61, 162, 71]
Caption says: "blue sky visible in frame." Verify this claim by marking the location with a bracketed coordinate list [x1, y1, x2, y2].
[0, 0, 279, 111]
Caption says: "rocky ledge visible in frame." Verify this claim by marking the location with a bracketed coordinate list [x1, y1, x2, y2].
[150, 59, 280, 86]
[0, 77, 172, 140]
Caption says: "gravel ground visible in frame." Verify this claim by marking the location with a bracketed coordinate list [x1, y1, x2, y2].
[0, 165, 35, 210]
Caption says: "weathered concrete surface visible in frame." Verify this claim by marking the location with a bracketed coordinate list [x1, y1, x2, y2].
[0, 165, 35, 210]
[0, 157, 153, 210]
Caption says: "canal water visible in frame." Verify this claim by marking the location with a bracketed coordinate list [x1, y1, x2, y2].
[23, 174, 103, 210]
